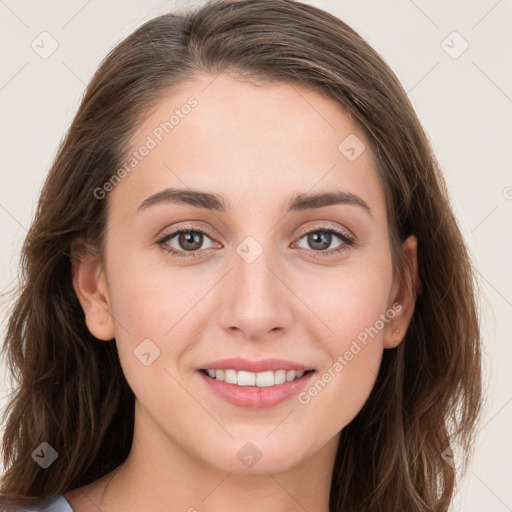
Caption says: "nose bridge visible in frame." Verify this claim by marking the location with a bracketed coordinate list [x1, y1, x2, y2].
[218, 233, 293, 338]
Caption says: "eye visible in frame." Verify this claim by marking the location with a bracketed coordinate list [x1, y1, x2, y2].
[157, 226, 219, 258]
[293, 223, 355, 257]
[156, 222, 355, 259]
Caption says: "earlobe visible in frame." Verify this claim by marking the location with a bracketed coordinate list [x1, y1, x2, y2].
[384, 235, 420, 349]
[71, 244, 115, 341]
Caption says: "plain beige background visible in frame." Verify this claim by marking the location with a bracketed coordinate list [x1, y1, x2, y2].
[0, 0, 511, 510]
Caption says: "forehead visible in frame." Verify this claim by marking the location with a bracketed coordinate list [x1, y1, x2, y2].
[108, 72, 385, 219]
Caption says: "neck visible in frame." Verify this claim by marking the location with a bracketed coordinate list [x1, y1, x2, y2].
[93, 401, 337, 512]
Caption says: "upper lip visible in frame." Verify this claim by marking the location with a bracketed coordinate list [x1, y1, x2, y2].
[199, 358, 314, 373]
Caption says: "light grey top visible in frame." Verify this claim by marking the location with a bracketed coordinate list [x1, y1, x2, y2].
[6, 495, 73, 512]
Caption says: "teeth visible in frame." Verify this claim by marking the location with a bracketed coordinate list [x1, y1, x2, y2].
[274, 370, 286, 385]
[286, 370, 296, 382]
[237, 371, 255, 386]
[224, 369, 237, 384]
[206, 368, 308, 387]
[256, 371, 274, 387]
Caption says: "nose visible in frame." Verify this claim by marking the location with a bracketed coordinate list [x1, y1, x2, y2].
[217, 243, 294, 341]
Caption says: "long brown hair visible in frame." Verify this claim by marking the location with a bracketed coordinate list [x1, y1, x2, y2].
[0, 1, 483, 510]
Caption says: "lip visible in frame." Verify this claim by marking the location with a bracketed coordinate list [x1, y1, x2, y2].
[197, 368, 316, 409]
[198, 357, 313, 373]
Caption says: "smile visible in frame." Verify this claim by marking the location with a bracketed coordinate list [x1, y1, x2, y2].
[197, 363, 316, 408]
[200, 368, 314, 387]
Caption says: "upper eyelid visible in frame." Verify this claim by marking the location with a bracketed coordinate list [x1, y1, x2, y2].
[158, 221, 216, 239]
[295, 222, 353, 240]
[159, 222, 350, 236]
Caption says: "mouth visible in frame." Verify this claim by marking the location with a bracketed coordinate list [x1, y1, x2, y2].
[199, 368, 315, 387]
[196, 359, 317, 408]
[196, 357, 316, 408]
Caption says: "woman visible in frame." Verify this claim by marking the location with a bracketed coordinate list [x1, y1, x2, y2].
[0, 0, 482, 510]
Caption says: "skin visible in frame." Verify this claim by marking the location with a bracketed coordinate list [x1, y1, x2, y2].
[67, 72, 418, 512]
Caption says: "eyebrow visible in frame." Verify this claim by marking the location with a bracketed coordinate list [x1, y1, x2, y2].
[138, 187, 372, 216]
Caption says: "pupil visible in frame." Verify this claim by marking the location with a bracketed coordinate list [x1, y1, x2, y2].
[179, 231, 202, 251]
[308, 232, 331, 250]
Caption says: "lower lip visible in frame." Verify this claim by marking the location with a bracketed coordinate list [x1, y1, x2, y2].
[198, 370, 315, 409]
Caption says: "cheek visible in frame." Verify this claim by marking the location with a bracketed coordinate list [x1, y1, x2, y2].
[295, 261, 393, 424]
[104, 260, 204, 418]
[102, 248, 189, 371]
[310, 261, 393, 351]
[105, 244, 203, 335]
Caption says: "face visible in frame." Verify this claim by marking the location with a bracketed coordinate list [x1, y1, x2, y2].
[74, 72, 417, 475]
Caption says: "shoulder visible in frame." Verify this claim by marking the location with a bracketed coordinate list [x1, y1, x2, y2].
[1, 495, 74, 512]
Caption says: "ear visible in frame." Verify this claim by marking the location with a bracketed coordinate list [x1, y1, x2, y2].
[71, 241, 115, 341]
[384, 235, 420, 349]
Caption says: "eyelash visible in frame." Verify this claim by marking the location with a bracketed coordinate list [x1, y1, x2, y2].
[156, 223, 356, 259]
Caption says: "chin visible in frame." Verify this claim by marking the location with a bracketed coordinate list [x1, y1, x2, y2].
[199, 436, 311, 475]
